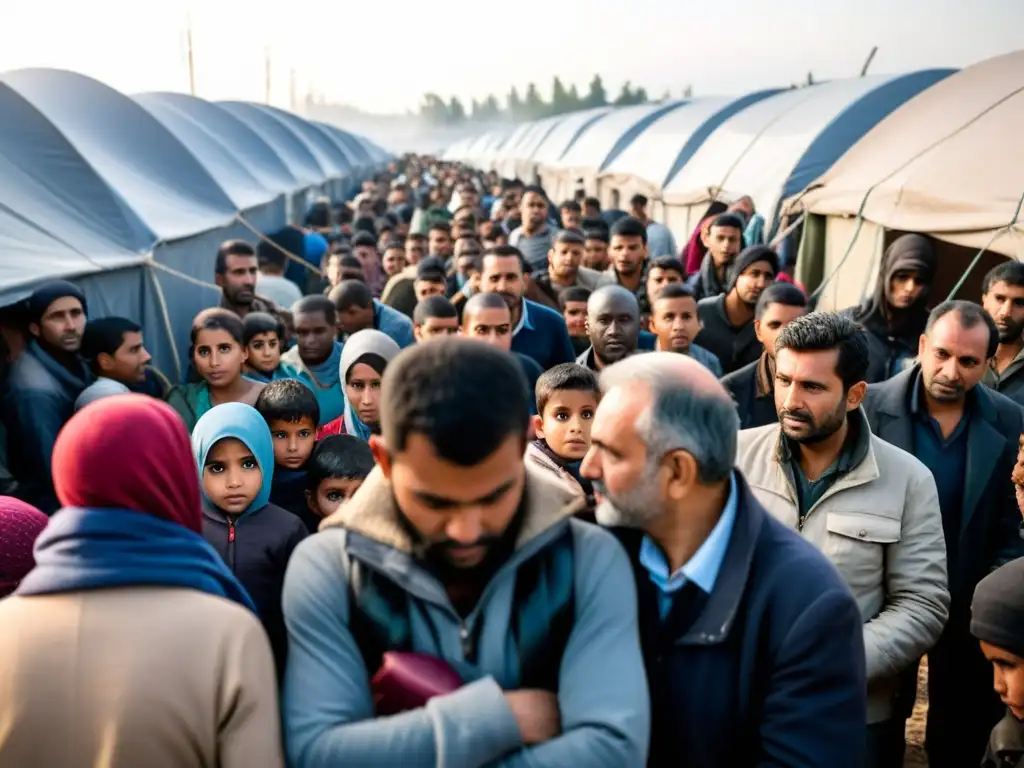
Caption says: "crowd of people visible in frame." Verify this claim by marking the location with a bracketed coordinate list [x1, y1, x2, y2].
[2, 155, 1024, 768]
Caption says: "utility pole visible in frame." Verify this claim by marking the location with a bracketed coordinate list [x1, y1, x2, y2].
[860, 46, 878, 77]
[186, 12, 196, 96]
[289, 68, 297, 112]
[264, 47, 272, 104]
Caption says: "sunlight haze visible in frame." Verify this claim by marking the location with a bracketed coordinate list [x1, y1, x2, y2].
[0, 0, 1020, 114]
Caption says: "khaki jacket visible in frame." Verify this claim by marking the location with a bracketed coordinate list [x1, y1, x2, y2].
[524, 442, 587, 504]
[0, 587, 284, 768]
[736, 412, 950, 723]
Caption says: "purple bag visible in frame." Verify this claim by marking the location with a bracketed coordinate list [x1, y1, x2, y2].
[372, 652, 464, 715]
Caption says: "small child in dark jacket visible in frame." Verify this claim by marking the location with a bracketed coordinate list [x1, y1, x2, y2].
[973, 557, 1024, 768]
[192, 402, 307, 675]
[304, 435, 375, 523]
[525, 363, 598, 518]
[255, 379, 321, 533]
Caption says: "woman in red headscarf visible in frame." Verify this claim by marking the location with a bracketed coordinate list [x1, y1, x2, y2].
[0, 395, 284, 768]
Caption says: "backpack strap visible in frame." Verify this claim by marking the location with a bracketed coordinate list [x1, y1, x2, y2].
[347, 559, 413, 677]
[346, 524, 575, 692]
[511, 524, 575, 691]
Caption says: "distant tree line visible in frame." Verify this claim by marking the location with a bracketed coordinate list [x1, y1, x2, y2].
[419, 74, 665, 125]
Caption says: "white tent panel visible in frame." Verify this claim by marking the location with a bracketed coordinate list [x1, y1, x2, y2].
[601, 95, 770, 190]
[530, 107, 613, 165]
[555, 102, 683, 171]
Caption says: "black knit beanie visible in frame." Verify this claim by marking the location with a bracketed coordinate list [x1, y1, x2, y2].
[971, 556, 1024, 658]
[727, 246, 779, 294]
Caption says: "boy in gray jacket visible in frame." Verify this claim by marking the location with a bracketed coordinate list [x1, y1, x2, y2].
[282, 339, 649, 767]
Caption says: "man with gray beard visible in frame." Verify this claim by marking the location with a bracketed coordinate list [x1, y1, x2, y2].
[581, 352, 867, 768]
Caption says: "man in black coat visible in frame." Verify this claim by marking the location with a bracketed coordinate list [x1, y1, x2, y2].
[860, 300, 1024, 768]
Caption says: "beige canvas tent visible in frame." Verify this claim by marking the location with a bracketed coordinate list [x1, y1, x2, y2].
[791, 50, 1024, 310]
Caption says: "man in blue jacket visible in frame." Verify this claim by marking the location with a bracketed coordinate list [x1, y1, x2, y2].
[3, 280, 92, 513]
[582, 351, 867, 768]
[282, 339, 649, 767]
[480, 245, 575, 371]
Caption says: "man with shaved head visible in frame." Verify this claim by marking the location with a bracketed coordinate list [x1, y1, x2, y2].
[577, 285, 641, 372]
[462, 292, 543, 414]
[582, 352, 867, 768]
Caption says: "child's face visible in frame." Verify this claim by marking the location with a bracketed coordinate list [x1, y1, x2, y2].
[267, 417, 317, 470]
[981, 641, 1024, 720]
[247, 331, 282, 375]
[203, 437, 262, 516]
[562, 301, 588, 337]
[533, 390, 598, 461]
[382, 249, 407, 276]
[650, 296, 701, 353]
[306, 476, 366, 519]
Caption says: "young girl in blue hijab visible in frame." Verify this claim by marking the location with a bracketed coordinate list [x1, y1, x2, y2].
[193, 402, 307, 674]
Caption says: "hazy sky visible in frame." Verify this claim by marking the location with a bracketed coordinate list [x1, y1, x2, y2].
[0, 0, 1020, 114]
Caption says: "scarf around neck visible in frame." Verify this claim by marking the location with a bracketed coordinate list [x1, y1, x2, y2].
[16, 506, 255, 611]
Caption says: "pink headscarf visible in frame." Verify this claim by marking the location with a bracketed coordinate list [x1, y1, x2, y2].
[0, 497, 48, 597]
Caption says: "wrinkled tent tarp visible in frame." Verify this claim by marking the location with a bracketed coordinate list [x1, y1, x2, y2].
[0, 68, 388, 377]
[539, 101, 690, 203]
[794, 50, 1024, 258]
[660, 70, 955, 238]
[596, 91, 781, 207]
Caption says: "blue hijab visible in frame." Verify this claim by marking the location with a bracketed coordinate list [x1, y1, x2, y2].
[192, 403, 275, 517]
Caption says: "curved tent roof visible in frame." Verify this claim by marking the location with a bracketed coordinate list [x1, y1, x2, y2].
[444, 135, 474, 161]
[796, 51, 1024, 257]
[0, 79, 155, 255]
[529, 107, 614, 165]
[134, 94, 280, 212]
[216, 101, 325, 188]
[134, 92, 298, 197]
[600, 91, 781, 190]
[662, 70, 955, 228]
[309, 122, 360, 169]
[495, 120, 543, 160]
[554, 101, 689, 172]
[2, 68, 240, 240]
[509, 115, 565, 162]
[252, 103, 352, 178]
[321, 123, 373, 167]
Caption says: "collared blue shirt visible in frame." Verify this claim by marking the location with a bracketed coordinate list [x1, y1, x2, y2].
[513, 297, 533, 337]
[639, 471, 739, 617]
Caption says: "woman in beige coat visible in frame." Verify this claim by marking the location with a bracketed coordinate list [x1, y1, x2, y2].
[0, 394, 284, 768]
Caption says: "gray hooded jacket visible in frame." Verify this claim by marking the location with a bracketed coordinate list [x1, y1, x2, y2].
[282, 462, 649, 767]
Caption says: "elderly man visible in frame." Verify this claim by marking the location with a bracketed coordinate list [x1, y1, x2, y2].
[582, 352, 867, 768]
[736, 312, 950, 767]
[861, 301, 1024, 768]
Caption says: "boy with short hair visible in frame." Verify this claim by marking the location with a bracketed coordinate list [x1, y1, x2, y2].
[525, 363, 599, 513]
[255, 379, 322, 533]
[243, 312, 299, 383]
[381, 241, 407, 278]
[583, 227, 610, 272]
[559, 286, 592, 356]
[649, 283, 723, 377]
[304, 435, 376, 523]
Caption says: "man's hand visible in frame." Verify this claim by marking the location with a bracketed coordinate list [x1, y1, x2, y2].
[504, 690, 561, 745]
